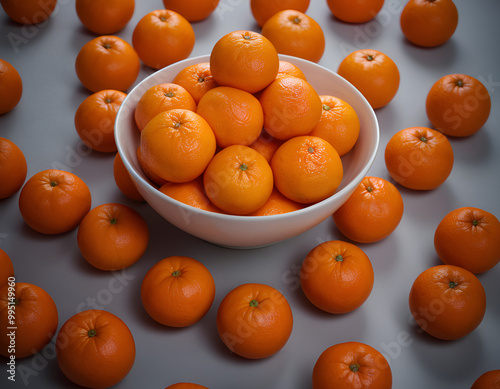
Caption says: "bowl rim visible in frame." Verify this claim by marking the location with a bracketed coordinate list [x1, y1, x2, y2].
[115, 54, 380, 223]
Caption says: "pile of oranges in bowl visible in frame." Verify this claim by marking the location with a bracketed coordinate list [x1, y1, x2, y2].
[115, 30, 379, 248]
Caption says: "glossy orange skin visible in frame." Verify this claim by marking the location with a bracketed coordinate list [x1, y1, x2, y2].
[310, 95, 360, 157]
[326, 0, 384, 23]
[76, 0, 135, 35]
[277, 60, 307, 81]
[249, 130, 284, 164]
[384, 127, 454, 190]
[75, 35, 140, 93]
[204, 145, 274, 215]
[333, 176, 404, 243]
[210, 30, 279, 94]
[140, 109, 216, 183]
[159, 178, 223, 213]
[409, 265, 486, 340]
[471, 370, 500, 389]
[261, 10, 325, 63]
[172, 62, 218, 104]
[426, 74, 491, 137]
[165, 383, 209, 389]
[250, 0, 310, 27]
[197, 86, 263, 148]
[337, 49, 400, 109]
[134, 83, 196, 131]
[301, 240, 374, 314]
[0, 282, 58, 358]
[141, 256, 216, 327]
[0, 0, 57, 24]
[313, 342, 393, 389]
[0, 59, 22, 114]
[75, 89, 126, 152]
[137, 145, 168, 187]
[272, 136, 343, 204]
[132, 9, 195, 70]
[434, 207, 500, 274]
[249, 188, 304, 216]
[260, 76, 322, 140]
[162, 0, 219, 22]
[77, 203, 149, 271]
[0, 137, 27, 199]
[56, 309, 135, 388]
[401, 0, 458, 47]
[0, 248, 14, 287]
[216, 283, 293, 359]
[113, 152, 144, 201]
[18, 169, 92, 234]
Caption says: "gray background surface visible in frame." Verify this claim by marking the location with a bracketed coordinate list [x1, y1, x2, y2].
[1, 0, 499, 388]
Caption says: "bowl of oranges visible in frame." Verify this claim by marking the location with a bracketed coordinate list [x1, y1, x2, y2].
[115, 33, 379, 248]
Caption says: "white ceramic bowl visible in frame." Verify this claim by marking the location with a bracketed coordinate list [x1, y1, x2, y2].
[115, 54, 379, 248]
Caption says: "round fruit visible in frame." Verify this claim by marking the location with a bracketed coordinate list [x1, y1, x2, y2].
[172, 62, 218, 104]
[19, 169, 92, 234]
[162, 0, 219, 22]
[113, 152, 144, 201]
[0, 58, 22, 114]
[0, 137, 27, 199]
[434, 207, 500, 274]
[333, 176, 404, 243]
[250, 0, 310, 27]
[216, 283, 293, 359]
[301, 240, 374, 314]
[326, 0, 385, 23]
[0, 248, 14, 287]
[141, 256, 216, 327]
[471, 370, 500, 389]
[384, 126, 454, 190]
[75, 0, 135, 35]
[159, 178, 223, 213]
[0, 0, 57, 24]
[409, 265, 486, 340]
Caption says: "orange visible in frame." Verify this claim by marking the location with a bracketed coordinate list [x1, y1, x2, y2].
[326, 0, 384, 23]
[77, 203, 149, 271]
[113, 152, 144, 201]
[309, 95, 360, 157]
[249, 188, 303, 216]
[19, 169, 92, 234]
[197, 86, 263, 148]
[165, 383, 209, 389]
[409, 265, 486, 340]
[434, 207, 500, 274]
[132, 9, 195, 70]
[216, 283, 293, 359]
[203, 145, 274, 215]
[337, 49, 400, 109]
[300, 240, 374, 314]
[271, 136, 343, 204]
[75, 0, 135, 35]
[56, 309, 135, 388]
[250, 0, 310, 27]
[0, 58, 22, 114]
[75, 35, 140, 93]
[141, 256, 216, 327]
[134, 83, 197, 131]
[333, 176, 404, 243]
[0, 0, 57, 24]
[140, 109, 216, 183]
[471, 370, 500, 389]
[313, 341, 393, 389]
[137, 145, 168, 187]
[162, 0, 219, 22]
[277, 60, 307, 80]
[0, 248, 14, 286]
[74, 89, 126, 152]
[0, 282, 58, 358]
[384, 126, 454, 190]
[261, 10, 325, 63]
[172, 62, 218, 104]
[249, 130, 283, 163]
[0, 137, 27, 199]
[400, 0, 458, 47]
[159, 178, 223, 213]
[210, 30, 279, 94]
[426, 74, 491, 137]
[259, 76, 322, 140]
